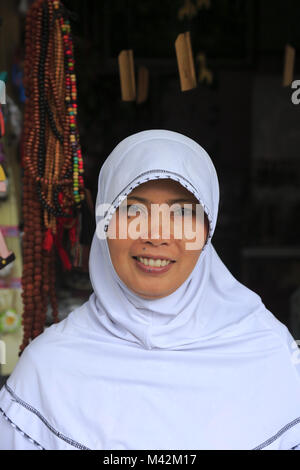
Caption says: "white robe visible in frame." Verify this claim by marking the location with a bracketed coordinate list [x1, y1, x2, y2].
[1, 129, 300, 450]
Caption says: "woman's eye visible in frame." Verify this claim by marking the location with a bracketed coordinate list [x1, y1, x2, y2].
[174, 207, 194, 216]
[127, 204, 147, 216]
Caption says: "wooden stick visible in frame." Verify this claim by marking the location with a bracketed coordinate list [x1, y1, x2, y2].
[283, 44, 295, 87]
[136, 66, 149, 104]
[118, 50, 136, 101]
[175, 31, 197, 91]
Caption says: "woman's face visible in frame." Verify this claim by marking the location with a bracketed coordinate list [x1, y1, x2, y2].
[107, 179, 209, 299]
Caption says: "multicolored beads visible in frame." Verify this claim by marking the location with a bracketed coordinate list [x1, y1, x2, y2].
[57, 8, 84, 205]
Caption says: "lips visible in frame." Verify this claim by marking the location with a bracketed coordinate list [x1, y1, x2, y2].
[133, 256, 175, 275]
[132, 255, 176, 262]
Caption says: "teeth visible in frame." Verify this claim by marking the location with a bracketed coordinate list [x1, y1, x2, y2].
[137, 257, 171, 267]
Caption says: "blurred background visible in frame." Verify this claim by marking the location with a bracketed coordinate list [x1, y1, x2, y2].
[1, 0, 300, 380]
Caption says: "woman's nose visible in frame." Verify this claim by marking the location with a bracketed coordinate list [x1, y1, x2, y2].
[140, 209, 174, 243]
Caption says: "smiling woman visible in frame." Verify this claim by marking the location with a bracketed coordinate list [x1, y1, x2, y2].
[0, 129, 300, 450]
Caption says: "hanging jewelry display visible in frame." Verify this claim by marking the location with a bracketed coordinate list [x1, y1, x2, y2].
[20, 0, 85, 355]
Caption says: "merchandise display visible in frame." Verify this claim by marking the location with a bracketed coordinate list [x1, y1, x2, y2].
[20, 0, 85, 355]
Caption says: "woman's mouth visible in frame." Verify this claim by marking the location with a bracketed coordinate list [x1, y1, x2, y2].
[132, 256, 176, 274]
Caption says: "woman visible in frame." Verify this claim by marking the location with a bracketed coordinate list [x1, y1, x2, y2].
[0, 129, 300, 450]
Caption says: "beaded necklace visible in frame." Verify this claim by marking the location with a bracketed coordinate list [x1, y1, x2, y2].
[20, 0, 85, 355]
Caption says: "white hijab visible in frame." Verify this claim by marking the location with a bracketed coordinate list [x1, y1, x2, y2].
[1, 129, 300, 450]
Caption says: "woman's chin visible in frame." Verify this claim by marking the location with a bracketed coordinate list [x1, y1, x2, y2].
[131, 284, 176, 300]
[136, 292, 168, 300]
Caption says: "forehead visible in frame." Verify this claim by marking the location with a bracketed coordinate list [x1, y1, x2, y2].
[128, 178, 198, 202]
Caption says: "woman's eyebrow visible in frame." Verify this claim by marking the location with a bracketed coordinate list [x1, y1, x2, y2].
[127, 196, 195, 204]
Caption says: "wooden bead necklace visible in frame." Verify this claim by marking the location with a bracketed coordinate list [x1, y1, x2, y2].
[20, 0, 85, 356]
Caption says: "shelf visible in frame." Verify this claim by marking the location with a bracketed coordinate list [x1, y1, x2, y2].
[241, 246, 300, 259]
